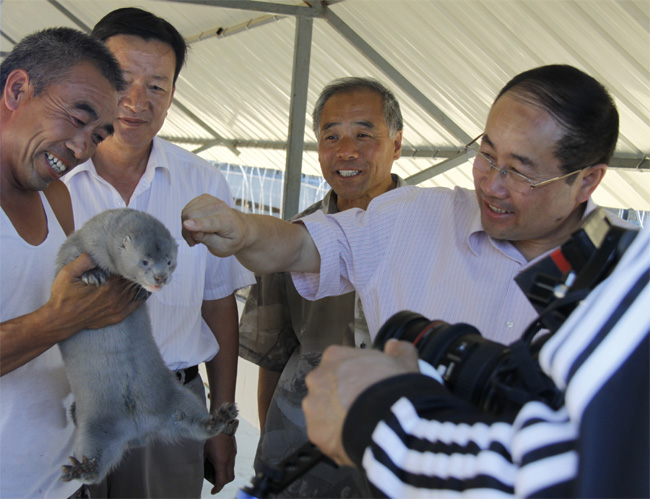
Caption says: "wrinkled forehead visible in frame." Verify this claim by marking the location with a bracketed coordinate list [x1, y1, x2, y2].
[320, 91, 387, 127]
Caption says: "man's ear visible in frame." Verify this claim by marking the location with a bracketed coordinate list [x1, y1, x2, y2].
[163, 85, 176, 120]
[3, 69, 32, 111]
[576, 164, 607, 203]
[393, 130, 403, 160]
[168, 85, 176, 111]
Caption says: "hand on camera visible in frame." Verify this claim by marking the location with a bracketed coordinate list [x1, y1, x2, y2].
[303, 341, 419, 466]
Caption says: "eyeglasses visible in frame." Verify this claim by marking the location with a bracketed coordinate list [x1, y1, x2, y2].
[464, 133, 585, 194]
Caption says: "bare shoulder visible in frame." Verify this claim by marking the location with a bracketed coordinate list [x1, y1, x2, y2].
[43, 180, 74, 235]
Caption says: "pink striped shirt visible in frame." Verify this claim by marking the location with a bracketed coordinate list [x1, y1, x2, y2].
[292, 186, 598, 345]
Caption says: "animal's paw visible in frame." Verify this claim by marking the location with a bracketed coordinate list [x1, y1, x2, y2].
[206, 402, 238, 433]
[81, 268, 107, 287]
[61, 456, 98, 482]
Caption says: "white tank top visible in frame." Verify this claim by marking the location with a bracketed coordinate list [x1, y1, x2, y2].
[0, 192, 79, 498]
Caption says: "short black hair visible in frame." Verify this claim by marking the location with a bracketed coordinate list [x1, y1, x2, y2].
[496, 64, 619, 173]
[0, 27, 125, 95]
[312, 77, 403, 139]
[91, 7, 188, 85]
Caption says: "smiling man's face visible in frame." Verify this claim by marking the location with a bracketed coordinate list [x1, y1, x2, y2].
[473, 92, 599, 260]
[3, 62, 116, 191]
[105, 34, 176, 150]
[317, 89, 402, 211]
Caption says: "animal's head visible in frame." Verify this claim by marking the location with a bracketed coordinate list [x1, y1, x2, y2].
[116, 214, 178, 292]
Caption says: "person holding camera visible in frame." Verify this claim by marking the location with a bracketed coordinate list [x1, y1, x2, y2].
[182, 64, 627, 350]
[301, 224, 649, 497]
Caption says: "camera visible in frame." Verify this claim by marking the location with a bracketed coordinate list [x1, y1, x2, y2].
[238, 207, 637, 497]
[373, 312, 531, 417]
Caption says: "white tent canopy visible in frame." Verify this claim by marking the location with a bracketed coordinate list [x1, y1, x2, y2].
[1, 0, 648, 216]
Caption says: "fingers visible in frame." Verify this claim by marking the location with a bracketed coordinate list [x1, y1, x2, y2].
[384, 339, 420, 371]
[182, 214, 226, 235]
[205, 434, 236, 494]
[181, 194, 224, 231]
[58, 253, 95, 278]
[181, 195, 245, 256]
[181, 225, 203, 247]
[181, 194, 218, 246]
[304, 344, 420, 467]
[303, 346, 356, 466]
[75, 277, 142, 330]
[211, 459, 234, 494]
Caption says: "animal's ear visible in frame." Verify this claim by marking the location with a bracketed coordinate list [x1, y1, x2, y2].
[121, 235, 132, 249]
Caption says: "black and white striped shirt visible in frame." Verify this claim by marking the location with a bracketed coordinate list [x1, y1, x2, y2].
[343, 227, 649, 498]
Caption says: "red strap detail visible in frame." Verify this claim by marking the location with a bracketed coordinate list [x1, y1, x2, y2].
[550, 248, 572, 274]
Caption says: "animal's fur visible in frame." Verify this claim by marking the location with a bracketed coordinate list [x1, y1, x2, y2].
[55, 208, 237, 484]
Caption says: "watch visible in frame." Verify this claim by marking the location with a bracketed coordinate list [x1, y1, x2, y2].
[222, 418, 239, 436]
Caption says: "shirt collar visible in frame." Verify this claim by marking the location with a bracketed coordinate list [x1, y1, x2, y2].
[325, 174, 407, 215]
[468, 198, 598, 262]
[65, 156, 97, 179]
[321, 190, 340, 214]
[66, 137, 171, 185]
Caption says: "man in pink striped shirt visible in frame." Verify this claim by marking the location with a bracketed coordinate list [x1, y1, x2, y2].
[183, 64, 620, 347]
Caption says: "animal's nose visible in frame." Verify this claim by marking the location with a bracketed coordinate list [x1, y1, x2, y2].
[154, 274, 167, 284]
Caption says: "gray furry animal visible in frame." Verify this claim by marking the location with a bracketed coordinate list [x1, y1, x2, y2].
[55, 208, 237, 484]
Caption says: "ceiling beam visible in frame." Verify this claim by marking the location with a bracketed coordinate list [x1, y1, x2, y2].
[282, 16, 314, 219]
[609, 155, 650, 171]
[162, 135, 650, 171]
[405, 153, 469, 185]
[160, 1, 325, 18]
[521, 1, 649, 130]
[174, 137, 465, 159]
[324, 9, 472, 145]
[185, 14, 284, 43]
[48, 0, 91, 32]
[172, 100, 240, 156]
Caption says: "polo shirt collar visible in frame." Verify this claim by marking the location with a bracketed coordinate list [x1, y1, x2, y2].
[468, 198, 598, 263]
[325, 174, 407, 215]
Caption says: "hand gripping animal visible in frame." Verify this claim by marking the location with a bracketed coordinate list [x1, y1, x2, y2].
[54, 208, 237, 484]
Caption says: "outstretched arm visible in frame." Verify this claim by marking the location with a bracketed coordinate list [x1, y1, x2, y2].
[181, 194, 320, 274]
[0, 253, 141, 376]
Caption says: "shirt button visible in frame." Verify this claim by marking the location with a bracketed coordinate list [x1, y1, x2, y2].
[506, 321, 514, 328]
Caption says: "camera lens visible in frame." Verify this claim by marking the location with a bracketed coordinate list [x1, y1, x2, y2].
[374, 310, 448, 352]
[374, 311, 511, 414]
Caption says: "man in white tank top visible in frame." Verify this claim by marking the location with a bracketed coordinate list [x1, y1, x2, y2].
[0, 28, 140, 498]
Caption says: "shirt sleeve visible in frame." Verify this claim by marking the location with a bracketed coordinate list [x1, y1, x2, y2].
[342, 373, 511, 498]
[291, 191, 402, 301]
